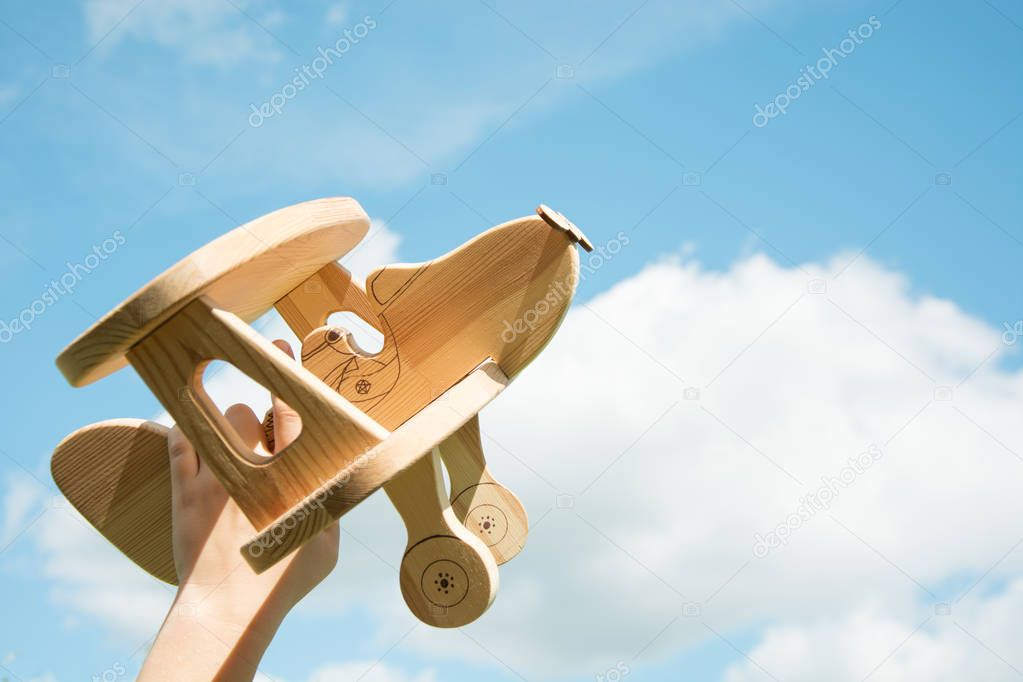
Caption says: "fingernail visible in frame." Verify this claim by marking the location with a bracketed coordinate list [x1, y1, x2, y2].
[272, 339, 294, 357]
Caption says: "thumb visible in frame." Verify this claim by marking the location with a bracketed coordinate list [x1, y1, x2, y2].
[269, 338, 302, 454]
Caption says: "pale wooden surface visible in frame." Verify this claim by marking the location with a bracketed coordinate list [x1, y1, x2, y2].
[272, 259, 526, 623]
[51, 204, 585, 612]
[275, 262, 380, 338]
[272, 262, 502, 623]
[57, 197, 369, 387]
[386, 450, 498, 627]
[445, 416, 528, 564]
[300, 213, 579, 429]
[537, 204, 594, 252]
[241, 361, 508, 573]
[288, 212, 582, 565]
[51, 419, 176, 583]
[48, 363, 509, 588]
[129, 296, 388, 532]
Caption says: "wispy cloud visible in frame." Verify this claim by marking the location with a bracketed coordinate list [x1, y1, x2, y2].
[81, 0, 287, 67]
[306, 660, 436, 682]
[725, 585, 1023, 681]
[325, 3, 348, 28]
[67, 0, 832, 194]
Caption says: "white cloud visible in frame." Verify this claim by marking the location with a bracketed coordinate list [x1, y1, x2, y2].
[341, 219, 402, 282]
[307, 660, 436, 682]
[0, 85, 18, 109]
[0, 474, 172, 641]
[11, 229, 1023, 680]
[72, 0, 847, 192]
[35, 501, 173, 639]
[325, 3, 347, 27]
[239, 93, 510, 191]
[234, 0, 848, 191]
[81, 0, 285, 67]
[1, 472, 47, 546]
[294, 248, 1023, 678]
[724, 581, 1023, 681]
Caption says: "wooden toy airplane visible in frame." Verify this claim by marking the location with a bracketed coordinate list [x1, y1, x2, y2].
[50, 197, 590, 627]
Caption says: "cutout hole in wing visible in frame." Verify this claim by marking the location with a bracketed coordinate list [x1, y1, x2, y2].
[198, 360, 303, 462]
[327, 310, 384, 354]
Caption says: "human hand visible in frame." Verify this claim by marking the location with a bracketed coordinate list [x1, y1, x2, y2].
[140, 340, 339, 681]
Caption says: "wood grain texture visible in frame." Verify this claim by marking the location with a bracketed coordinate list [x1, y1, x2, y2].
[285, 211, 583, 566]
[51, 419, 176, 583]
[128, 296, 388, 532]
[48, 363, 507, 587]
[57, 197, 369, 387]
[300, 215, 580, 428]
[273, 261, 515, 623]
[537, 203, 594, 252]
[274, 262, 380, 338]
[444, 416, 528, 564]
[241, 361, 509, 573]
[51, 204, 585, 609]
[386, 450, 498, 627]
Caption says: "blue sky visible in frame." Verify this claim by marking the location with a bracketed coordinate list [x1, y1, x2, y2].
[2, 1, 1023, 681]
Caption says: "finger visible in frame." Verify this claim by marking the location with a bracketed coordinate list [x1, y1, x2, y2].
[270, 339, 302, 454]
[188, 404, 263, 499]
[261, 407, 275, 452]
[225, 403, 266, 455]
[168, 424, 199, 480]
